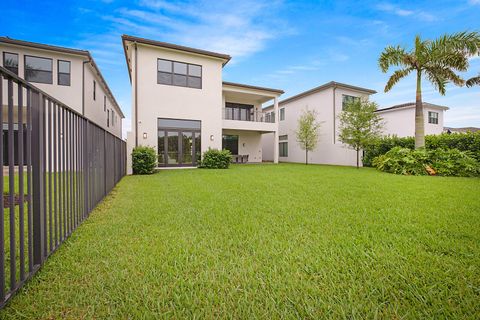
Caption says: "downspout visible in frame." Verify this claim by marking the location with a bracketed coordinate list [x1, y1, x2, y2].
[82, 58, 90, 116]
[332, 86, 336, 144]
[134, 42, 138, 147]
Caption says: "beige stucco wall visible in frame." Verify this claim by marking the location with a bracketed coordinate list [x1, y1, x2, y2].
[262, 86, 371, 166]
[131, 43, 224, 155]
[223, 129, 263, 163]
[378, 106, 445, 137]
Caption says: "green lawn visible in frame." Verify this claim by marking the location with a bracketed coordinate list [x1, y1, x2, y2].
[1, 164, 479, 319]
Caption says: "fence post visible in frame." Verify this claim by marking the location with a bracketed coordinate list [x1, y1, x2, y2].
[32, 92, 45, 265]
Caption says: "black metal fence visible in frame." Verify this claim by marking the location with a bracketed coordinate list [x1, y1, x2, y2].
[0, 66, 126, 308]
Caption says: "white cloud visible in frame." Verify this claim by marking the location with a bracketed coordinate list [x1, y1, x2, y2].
[469, 0, 480, 5]
[376, 3, 438, 21]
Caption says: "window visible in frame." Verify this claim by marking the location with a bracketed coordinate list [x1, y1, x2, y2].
[279, 142, 288, 157]
[93, 80, 96, 100]
[428, 111, 439, 124]
[222, 135, 238, 155]
[224, 102, 253, 121]
[265, 111, 275, 123]
[280, 108, 285, 121]
[104, 96, 106, 112]
[157, 58, 202, 89]
[3, 52, 18, 75]
[111, 109, 114, 126]
[25, 55, 52, 84]
[57, 60, 71, 86]
[279, 135, 288, 141]
[107, 109, 109, 127]
[342, 95, 360, 110]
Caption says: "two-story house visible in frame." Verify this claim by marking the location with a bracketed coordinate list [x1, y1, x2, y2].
[375, 102, 448, 137]
[0, 37, 124, 139]
[262, 82, 376, 166]
[121, 35, 283, 172]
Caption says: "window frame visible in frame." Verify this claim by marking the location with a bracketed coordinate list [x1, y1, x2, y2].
[57, 59, 71, 86]
[3, 52, 19, 75]
[428, 111, 439, 124]
[342, 94, 360, 110]
[24, 55, 53, 84]
[104, 96, 106, 112]
[157, 58, 202, 89]
[280, 108, 285, 121]
[93, 80, 96, 100]
[107, 109, 109, 127]
[279, 142, 288, 157]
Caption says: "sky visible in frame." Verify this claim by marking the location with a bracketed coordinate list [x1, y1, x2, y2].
[3, 0, 480, 136]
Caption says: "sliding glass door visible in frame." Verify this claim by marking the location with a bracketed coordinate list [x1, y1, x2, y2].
[157, 118, 201, 167]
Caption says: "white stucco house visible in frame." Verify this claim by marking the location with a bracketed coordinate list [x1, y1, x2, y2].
[375, 102, 448, 137]
[0, 37, 124, 138]
[121, 35, 283, 173]
[262, 81, 376, 166]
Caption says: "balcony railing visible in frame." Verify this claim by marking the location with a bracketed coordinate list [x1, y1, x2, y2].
[222, 108, 275, 123]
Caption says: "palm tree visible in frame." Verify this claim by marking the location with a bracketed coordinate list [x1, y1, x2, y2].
[466, 73, 480, 87]
[379, 32, 480, 149]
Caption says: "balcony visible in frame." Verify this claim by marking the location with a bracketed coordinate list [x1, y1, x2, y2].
[222, 108, 275, 123]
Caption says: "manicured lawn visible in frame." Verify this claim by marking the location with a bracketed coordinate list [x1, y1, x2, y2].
[1, 164, 479, 318]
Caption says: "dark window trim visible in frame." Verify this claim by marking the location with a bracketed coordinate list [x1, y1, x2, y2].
[24, 54, 53, 84]
[428, 111, 439, 124]
[157, 117, 202, 130]
[57, 59, 71, 86]
[3, 51, 19, 75]
[104, 96, 106, 111]
[279, 134, 288, 141]
[157, 58, 202, 89]
[342, 94, 360, 110]
[279, 142, 288, 157]
[280, 108, 285, 121]
[107, 109, 109, 127]
[93, 80, 96, 100]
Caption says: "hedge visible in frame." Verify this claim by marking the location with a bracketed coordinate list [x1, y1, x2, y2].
[363, 132, 480, 166]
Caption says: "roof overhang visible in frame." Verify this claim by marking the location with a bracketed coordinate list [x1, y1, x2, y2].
[375, 103, 449, 113]
[223, 81, 284, 104]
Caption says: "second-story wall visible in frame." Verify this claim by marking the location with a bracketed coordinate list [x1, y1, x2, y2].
[378, 106, 446, 137]
[133, 43, 224, 151]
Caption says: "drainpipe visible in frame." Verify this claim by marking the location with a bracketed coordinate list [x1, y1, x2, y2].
[134, 42, 138, 147]
[333, 85, 336, 144]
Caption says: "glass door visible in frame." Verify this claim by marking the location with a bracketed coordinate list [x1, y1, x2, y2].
[181, 132, 193, 165]
[167, 131, 179, 165]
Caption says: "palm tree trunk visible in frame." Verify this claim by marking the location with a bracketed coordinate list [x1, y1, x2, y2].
[415, 71, 425, 149]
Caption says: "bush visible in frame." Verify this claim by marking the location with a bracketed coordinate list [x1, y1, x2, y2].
[363, 132, 480, 166]
[199, 149, 232, 169]
[372, 147, 480, 177]
[132, 146, 157, 174]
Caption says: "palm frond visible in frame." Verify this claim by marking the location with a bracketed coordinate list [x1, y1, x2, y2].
[424, 70, 448, 95]
[378, 46, 409, 72]
[426, 66, 465, 87]
[466, 74, 480, 87]
[384, 68, 414, 92]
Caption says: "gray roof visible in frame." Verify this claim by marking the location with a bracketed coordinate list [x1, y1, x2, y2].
[375, 102, 449, 113]
[0, 36, 124, 118]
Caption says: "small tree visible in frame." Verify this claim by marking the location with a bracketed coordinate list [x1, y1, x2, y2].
[338, 99, 384, 168]
[295, 108, 321, 165]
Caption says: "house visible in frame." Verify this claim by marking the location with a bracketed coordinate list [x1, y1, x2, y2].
[0, 37, 124, 139]
[121, 35, 283, 172]
[262, 82, 376, 166]
[375, 102, 448, 137]
[444, 126, 479, 133]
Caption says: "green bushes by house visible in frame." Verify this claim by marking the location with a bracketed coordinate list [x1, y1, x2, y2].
[132, 146, 157, 174]
[373, 147, 480, 177]
[199, 149, 232, 169]
[363, 132, 480, 166]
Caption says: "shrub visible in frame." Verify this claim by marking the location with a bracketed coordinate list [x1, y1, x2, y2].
[363, 132, 480, 166]
[199, 149, 232, 169]
[373, 147, 480, 177]
[132, 146, 157, 174]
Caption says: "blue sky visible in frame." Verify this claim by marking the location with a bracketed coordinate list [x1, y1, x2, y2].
[3, 0, 480, 135]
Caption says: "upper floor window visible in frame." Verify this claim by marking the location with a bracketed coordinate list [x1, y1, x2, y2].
[428, 111, 439, 124]
[3, 52, 18, 75]
[342, 95, 360, 110]
[107, 109, 109, 127]
[25, 55, 52, 84]
[104, 96, 106, 111]
[111, 109, 115, 126]
[157, 58, 202, 89]
[280, 108, 285, 121]
[57, 60, 71, 86]
[279, 135, 288, 141]
[93, 80, 96, 100]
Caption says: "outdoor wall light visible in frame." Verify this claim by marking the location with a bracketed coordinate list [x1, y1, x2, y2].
[243, 143, 246, 147]
[210, 135, 214, 141]
[143, 132, 147, 139]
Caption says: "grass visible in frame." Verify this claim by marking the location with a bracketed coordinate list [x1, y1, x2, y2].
[1, 163, 479, 319]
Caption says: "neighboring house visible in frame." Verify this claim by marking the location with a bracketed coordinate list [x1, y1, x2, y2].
[121, 35, 283, 172]
[262, 81, 376, 166]
[375, 102, 448, 137]
[0, 37, 124, 139]
[444, 127, 479, 133]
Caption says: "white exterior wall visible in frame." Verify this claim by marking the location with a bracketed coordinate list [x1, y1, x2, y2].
[378, 106, 445, 137]
[262, 87, 371, 166]
[131, 43, 224, 154]
[0, 43, 123, 137]
[223, 129, 263, 162]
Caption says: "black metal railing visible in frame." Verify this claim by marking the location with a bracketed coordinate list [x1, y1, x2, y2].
[0, 66, 126, 308]
[222, 108, 275, 123]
